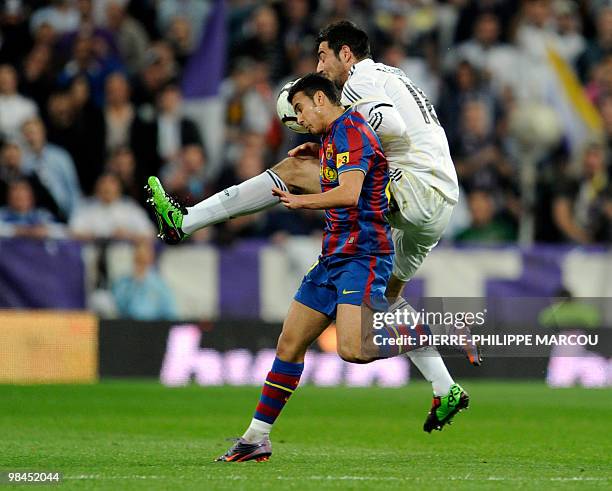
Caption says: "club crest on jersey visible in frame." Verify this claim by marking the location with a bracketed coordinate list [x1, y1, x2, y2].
[325, 144, 333, 160]
[336, 151, 349, 168]
[320, 165, 338, 182]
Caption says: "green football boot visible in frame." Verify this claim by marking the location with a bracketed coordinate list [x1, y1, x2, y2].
[145, 176, 189, 244]
[423, 383, 469, 433]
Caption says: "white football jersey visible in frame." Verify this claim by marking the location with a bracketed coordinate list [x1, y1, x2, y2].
[341, 59, 459, 204]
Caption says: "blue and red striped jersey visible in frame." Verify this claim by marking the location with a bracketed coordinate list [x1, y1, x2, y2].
[319, 109, 393, 256]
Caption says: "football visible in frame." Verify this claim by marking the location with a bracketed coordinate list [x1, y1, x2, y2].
[276, 79, 309, 134]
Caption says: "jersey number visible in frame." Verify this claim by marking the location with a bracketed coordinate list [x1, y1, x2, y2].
[401, 78, 440, 126]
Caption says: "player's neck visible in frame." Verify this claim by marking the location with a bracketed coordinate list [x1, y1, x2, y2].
[323, 106, 349, 131]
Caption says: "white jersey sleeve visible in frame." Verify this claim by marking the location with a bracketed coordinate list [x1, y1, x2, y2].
[341, 59, 459, 205]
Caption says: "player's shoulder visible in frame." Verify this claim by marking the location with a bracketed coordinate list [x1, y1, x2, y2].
[351, 59, 407, 81]
[336, 109, 369, 133]
[343, 59, 404, 102]
[337, 110, 380, 147]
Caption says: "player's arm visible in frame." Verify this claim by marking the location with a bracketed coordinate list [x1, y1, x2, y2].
[287, 142, 320, 158]
[272, 170, 365, 210]
[366, 102, 407, 139]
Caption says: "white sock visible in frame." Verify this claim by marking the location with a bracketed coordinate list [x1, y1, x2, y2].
[388, 298, 454, 395]
[242, 418, 273, 443]
[407, 346, 454, 396]
[181, 170, 287, 234]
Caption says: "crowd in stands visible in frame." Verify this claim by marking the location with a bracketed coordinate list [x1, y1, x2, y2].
[0, 0, 611, 249]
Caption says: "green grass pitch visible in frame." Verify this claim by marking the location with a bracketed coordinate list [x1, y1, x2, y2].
[0, 381, 610, 490]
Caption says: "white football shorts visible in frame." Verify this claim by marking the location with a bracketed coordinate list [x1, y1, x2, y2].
[387, 170, 455, 282]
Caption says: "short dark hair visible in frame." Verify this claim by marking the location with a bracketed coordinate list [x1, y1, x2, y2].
[316, 21, 371, 60]
[287, 73, 341, 106]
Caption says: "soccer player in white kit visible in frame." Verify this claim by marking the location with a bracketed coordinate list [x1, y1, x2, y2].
[146, 21, 480, 432]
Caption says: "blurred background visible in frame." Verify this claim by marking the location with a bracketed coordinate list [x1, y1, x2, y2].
[0, 0, 610, 387]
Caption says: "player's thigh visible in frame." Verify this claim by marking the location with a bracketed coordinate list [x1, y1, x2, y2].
[333, 255, 391, 361]
[272, 156, 320, 194]
[335, 303, 362, 351]
[391, 197, 453, 282]
[276, 300, 330, 363]
[335, 303, 381, 362]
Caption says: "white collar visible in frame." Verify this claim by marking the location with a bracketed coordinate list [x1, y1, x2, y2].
[348, 58, 374, 78]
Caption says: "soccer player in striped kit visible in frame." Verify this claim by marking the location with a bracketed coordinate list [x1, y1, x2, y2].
[217, 74, 407, 462]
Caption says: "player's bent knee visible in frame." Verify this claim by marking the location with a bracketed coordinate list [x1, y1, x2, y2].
[276, 332, 307, 363]
[337, 344, 372, 364]
[272, 157, 318, 194]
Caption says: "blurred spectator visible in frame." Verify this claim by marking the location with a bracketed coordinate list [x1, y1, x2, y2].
[0, 141, 60, 219]
[600, 94, 612, 155]
[513, 0, 585, 104]
[105, 146, 140, 202]
[69, 172, 153, 241]
[31, 19, 58, 49]
[0, 0, 32, 66]
[105, 0, 149, 74]
[30, 0, 79, 36]
[57, 0, 119, 64]
[58, 35, 121, 107]
[153, 82, 202, 166]
[111, 240, 178, 320]
[101, 71, 158, 179]
[161, 144, 208, 204]
[19, 44, 56, 111]
[102, 72, 136, 153]
[444, 12, 519, 98]
[231, 5, 288, 82]
[0, 64, 38, 142]
[130, 40, 178, 107]
[453, 99, 515, 196]
[585, 54, 612, 102]
[437, 60, 501, 146]
[552, 0, 585, 64]
[280, 0, 316, 69]
[222, 58, 275, 148]
[125, 0, 159, 40]
[315, 0, 369, 33]
[453, 0, 517, 44]
[165, 16, 194, 69]
[552, 142, 612, 243]
[21, 117, 81, 220]
[0, 179, 65, 239]
[156, 0, 209, 46]
[455, 189, 517, 244]
[45, 89, 105, 194]
[577, 7, 612, 83]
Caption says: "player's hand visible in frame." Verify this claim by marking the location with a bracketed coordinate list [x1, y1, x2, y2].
[272, 187, 305, 209]
[288, 142, 319, 158]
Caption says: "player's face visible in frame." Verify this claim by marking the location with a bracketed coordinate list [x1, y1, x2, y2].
[291, 91, 326, 135]
[317, 42, 349, 89]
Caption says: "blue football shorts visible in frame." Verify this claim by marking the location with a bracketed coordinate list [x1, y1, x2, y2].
[294, 253, 393, 319]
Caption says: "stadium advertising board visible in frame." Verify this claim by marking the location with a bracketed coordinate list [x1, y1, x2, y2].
[99, 314, 611, 387]
[0, 311, 97, 383]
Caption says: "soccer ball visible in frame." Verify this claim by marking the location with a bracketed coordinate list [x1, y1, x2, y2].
[277, 79, 309, 134]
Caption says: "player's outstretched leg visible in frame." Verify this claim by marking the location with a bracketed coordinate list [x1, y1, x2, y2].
[172, 157, 319, 237]
[145, 176, 189, 244]
[423, 383, 470, 433]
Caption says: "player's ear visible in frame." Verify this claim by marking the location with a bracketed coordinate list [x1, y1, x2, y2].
[340, 45, 352, 63]
[314, 90, 325, 106]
